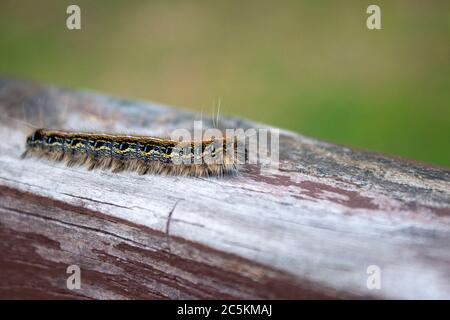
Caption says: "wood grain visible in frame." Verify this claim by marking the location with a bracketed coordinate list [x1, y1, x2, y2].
[0, 77, 449, 299]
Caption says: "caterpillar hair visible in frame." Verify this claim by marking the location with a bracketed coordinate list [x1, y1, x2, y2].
[23, 128, 246, 177]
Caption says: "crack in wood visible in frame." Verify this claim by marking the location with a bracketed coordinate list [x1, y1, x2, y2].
[165, 199, 182, 254]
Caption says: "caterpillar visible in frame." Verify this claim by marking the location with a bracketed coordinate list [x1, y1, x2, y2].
[23, 128, 244, 177]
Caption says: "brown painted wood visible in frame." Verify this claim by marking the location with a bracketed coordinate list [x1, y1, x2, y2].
[0, 77, 449, 299]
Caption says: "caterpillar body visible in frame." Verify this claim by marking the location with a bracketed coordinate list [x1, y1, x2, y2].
[23, 129, 243, 177]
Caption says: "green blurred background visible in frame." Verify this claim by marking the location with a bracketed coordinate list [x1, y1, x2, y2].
[1, 0, 449, 167]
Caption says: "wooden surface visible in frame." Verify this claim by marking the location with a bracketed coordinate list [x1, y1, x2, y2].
[0, 77, 449, 299]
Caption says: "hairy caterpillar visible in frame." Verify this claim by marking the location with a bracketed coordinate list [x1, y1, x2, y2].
[23, 128, 244, 177]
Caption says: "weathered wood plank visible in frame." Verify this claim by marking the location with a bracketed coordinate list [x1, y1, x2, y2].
[0, 77, 449, 299]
